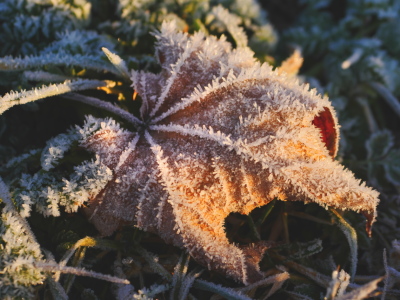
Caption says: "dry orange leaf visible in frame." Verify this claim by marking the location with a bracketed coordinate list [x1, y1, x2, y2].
[78, 22, 379, 284]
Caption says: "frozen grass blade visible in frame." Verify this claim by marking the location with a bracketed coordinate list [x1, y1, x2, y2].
[380, 249, 400, 300]
[0, 53, 118, 75]
[169, 254, 189, 300]
[0, 79, 106, 115]
[356, 97, 379, 133]
[172, 255, 202, 300]
[286, 239, 323, 261]
[137, 284, 171, 299]
[276, 251, 380, 298]
[34, 262, 130, 284]
[60, 236, 120, 268]
[23, 70, 72, 82]
[46, 275, 69, 300]
[288, 211, 333, 225]
[334, 277, 381, 300]
[178, 270, 202, 300]
[329, 209, 358, 280]
[135, 245, 172, 281]
[370, 82, 400, 118]
[285, 291, 314, 300]
[255, 200, 275, 227]
[193, 279, 252, 300]
[102, 47, 130, 80]
[264, 272, 290, 299]
[341, 48, 363, 70]
[325, 270, 350, 300]
[272, 252, 332, 287]
[382, 248, 389, 300]
[246, 215, 261, 241]
[239, 271, 290, 299]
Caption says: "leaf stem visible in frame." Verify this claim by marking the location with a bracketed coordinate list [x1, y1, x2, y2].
[329, 209, 358, 280]
[287, 211, 332, 226]
[256, 200, 275, 226]
[62, 92, 143, 128]
[369, 82, 400, 118]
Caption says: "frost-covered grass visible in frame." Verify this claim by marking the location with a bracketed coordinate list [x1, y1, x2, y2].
[0, 0, 399, 299]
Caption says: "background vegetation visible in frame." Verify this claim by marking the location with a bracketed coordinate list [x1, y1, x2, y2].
[0, 0, 399, 299]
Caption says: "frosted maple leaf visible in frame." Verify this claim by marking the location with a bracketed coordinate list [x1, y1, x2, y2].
[75, 22, 379, 284]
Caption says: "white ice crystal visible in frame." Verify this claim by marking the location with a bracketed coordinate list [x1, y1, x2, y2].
[41, 132, 79, 171]
[0, 181, 45, 298]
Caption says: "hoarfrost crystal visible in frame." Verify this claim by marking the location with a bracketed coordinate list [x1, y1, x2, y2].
[71, 21, 378, 284]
